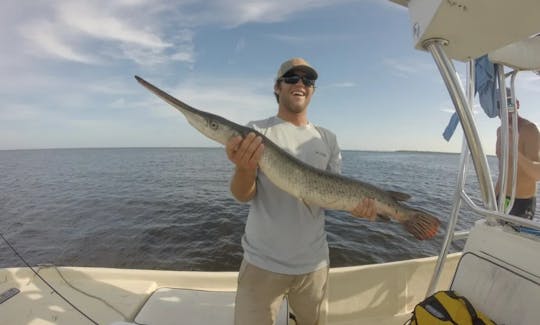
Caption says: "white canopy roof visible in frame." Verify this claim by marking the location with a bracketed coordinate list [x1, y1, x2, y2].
[489, 34, 540, 71]
[392, 0, 540, 68]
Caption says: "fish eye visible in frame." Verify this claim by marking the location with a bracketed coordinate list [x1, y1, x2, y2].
[209, 120, 219, 130]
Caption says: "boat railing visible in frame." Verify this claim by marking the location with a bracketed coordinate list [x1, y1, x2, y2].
[496, 71, 520, 215]
[422, 39, 540, 296]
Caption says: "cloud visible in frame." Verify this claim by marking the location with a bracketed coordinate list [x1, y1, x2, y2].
[170, 76, 275, 123]
[0, 103, 43, 121]
[13, 0, 191, 66]
[177, 0, 358, 27]
[439, 103, 481, 115]
[58, 2, 171, 49]
[20, 20, 98, 64]
[324, 82, 357, 88]
[9, 0, 366, 68]
[267, 32, 355, 45]
[383, 58, 435, 77]
[206, 1, 326, 26]
[517, 71, 540, 94]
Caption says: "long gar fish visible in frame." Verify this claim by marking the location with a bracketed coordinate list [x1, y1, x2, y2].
[135, 76, 440, 240]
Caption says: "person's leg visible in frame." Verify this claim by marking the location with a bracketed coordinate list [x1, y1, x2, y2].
[524, 197, 536, 219]
[234, 260, 293, 325]
[509, 197, 536, 220]
[287, 266, 329, 325]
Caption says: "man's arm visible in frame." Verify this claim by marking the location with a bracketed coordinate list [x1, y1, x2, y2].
[517, 152, 540, 180]
[226, 133, 264, 202]
[521, 122, 540, 161]
[518, 122, 540, 180]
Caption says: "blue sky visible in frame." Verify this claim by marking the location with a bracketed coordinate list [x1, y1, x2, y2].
[1, 1, 539, 154]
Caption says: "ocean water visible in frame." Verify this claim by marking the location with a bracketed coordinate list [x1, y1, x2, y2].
[0, 148, 504, 271]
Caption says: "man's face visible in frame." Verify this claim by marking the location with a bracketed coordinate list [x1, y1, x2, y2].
[275, 70, 315, 114]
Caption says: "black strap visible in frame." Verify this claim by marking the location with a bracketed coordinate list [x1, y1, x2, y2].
[446, 291, 487, 325]
[420, 294, 459, 325]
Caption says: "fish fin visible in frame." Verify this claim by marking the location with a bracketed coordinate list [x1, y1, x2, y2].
[376, 214, 392, 222]
[401, 210, 441, 240]
[386, 190, 411, 201]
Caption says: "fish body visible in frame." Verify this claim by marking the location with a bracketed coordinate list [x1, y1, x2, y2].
[135, 76, 440, 240]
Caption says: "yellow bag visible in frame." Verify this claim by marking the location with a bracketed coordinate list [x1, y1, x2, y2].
[409, 291, 496, 325]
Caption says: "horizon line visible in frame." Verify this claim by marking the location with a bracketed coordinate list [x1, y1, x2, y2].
[0, 146, 472, 155]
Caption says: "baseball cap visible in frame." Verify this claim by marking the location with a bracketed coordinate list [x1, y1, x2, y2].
[276, 57, 318, 80]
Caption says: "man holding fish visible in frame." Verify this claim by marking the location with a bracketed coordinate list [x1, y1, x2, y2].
[226, 58, 377, 325]
[136, 57, 440, 325]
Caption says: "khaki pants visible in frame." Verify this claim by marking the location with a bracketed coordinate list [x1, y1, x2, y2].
[234, 260, 328, 325]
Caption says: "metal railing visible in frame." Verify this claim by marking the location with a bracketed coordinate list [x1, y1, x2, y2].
[422, 38, 540, 296]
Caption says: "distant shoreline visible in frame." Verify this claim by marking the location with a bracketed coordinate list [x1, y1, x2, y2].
[0, 146, 495, 156]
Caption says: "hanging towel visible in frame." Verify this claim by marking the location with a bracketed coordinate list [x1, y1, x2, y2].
[475, 55, 500, 118]
[442, 55, 499, 141]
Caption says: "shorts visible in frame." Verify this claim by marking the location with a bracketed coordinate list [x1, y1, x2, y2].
[504, 196, 536, 220]
[234, 259, 328, 325]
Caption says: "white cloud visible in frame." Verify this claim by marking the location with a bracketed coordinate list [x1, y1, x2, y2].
[325, 82, 357, 88]
[383, 58, 435, 77]
[171, 50, 196, 64]
[174, 0, 357, 27]
[267, 34, 307, 43]
[517, 72, 540, 94]
[8, 0, 364, 68]
[440, 103, 481, 115]
[58, 2, 171, 49]
[20, 20, 98, 64]
[12, 0, 189, 66]
[86, 79, 136, 95]
[0, 103, 43, 121]
[267, 32, 355, 45]
[171, 77, 275, 123]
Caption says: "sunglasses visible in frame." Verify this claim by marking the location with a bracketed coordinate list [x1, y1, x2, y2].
[279, 75, 315, 87]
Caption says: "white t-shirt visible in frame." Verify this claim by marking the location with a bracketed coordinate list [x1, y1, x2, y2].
[241, 116, 342, 274]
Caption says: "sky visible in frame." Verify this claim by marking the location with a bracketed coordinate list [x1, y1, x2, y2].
[1, 0, 539, 154]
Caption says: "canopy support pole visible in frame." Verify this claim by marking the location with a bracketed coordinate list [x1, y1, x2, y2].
[423, 38, 498, 295]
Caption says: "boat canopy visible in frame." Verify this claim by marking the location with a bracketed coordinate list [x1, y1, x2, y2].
[489, 34, 540, 70]
[392, 0, 540, 62]
[442, 34, 540, 141]
[392, 1, 540, 141]
[388, 0, 540, 299]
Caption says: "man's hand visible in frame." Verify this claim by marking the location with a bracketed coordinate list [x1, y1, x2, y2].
[226, 132, 264, 202]
[226, 132, 264, 171]
[351, 197, 377, 221]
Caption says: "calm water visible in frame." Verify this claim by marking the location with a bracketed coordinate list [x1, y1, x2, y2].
[0, 148, 505, 271]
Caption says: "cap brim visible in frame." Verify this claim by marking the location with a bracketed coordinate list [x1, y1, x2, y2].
[284, 66, 318, 80]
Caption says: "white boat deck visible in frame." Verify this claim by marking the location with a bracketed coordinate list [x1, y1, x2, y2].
[0, 253, 460, 325]
[3, 220, 540, 324]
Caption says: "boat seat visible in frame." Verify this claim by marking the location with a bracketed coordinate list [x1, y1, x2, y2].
[450, 252, 540, 325]
[121, 288, 289, 325]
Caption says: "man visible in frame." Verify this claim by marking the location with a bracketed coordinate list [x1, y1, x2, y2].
[496, 96, 540, 219]
[225, 57, 376, 325]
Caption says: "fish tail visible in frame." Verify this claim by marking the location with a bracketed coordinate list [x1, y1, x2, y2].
[401, 210, 441, 240]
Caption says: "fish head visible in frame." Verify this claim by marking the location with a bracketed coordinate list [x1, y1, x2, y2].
[183, 110, 244, 145]
[135, 76, 245, 145]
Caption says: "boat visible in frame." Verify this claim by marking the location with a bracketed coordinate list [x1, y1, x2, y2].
[1, 1, 539, 324]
